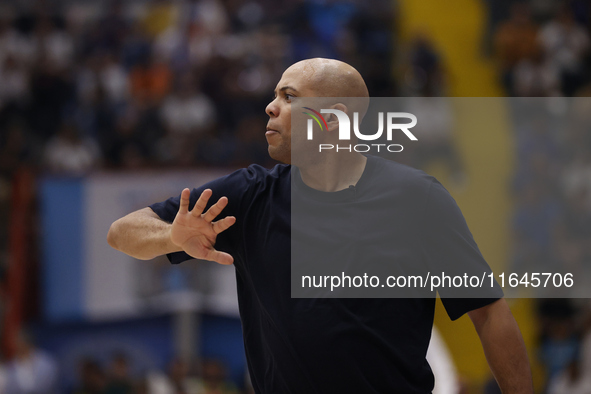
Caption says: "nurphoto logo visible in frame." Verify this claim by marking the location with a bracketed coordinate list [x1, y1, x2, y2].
[302, 108, 418, 153]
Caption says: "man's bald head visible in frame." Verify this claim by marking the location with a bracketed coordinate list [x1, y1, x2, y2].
[285, 58, 369, 99]
[265, 58, 370, 164]
[280, 58, 369, 119]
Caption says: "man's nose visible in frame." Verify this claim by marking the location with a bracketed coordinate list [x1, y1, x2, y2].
[266, 100, 279, 118]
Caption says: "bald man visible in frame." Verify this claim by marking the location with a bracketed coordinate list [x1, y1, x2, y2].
[108, 58, 532, 393]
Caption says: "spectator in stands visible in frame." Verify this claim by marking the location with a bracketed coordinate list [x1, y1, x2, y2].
[159, 72, 216, 166]
[0, 17, 36, 68]
[31, 16, 74, 71]
[147, 357, 202, 394]
[513, 48, 562, 96]
[405, 32, 445, 96]
[99, 52, 130, 105]
[547, 351, 591, 394]
[71, 357, 106, 394]
[43, 122, 102, 175]
[129, 53, 172, 104]
[0, 54, 29, 110]
[104, 352, 134, 394]
[160, 72, 215, 136]
[28, 54, 74, 141]
[3, 329, 59, 394]
[98, 0, 130, 55]
[538, 5, 590, 96]
[121, 24, 152, 71]
[199, 359, 238, 394]
[98, 99, 154, 169]
[493, 2, 539, 95]
[537, 300, 581, 387]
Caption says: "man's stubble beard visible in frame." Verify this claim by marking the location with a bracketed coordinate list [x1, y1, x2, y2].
[268, 143, 291, 165]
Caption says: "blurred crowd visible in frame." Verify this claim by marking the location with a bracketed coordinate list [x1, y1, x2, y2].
[70, 354, 243, 394]
[494, 0, 591, 96]
[494, 1, 591, 392]
[0, 0, 394, 176]
[1, 0, 591, 391]
[509, 97, 591, 392]
[0, 329, 245, 394]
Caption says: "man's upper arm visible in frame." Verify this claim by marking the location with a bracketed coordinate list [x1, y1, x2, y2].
[421, 179, 503, 320]
[468, 298, 506, 331]
[142, 206, 161, 218]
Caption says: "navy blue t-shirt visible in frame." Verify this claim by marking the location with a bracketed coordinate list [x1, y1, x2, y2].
[149, 154, 502, 394]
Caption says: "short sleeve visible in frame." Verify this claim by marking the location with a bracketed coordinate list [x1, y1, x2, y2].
[421, 179, 503, 321]
[149, 166, 259, 265]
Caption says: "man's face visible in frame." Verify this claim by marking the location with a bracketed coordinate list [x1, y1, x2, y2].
[265, 66, 315, 164]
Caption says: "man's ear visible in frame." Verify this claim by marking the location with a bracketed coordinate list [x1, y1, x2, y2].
[326, 103, 348, 132]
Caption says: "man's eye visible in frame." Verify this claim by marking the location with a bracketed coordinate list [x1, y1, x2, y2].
[285, 94, 293, 102]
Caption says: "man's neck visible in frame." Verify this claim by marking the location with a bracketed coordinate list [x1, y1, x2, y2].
[297, 153, 368, 192]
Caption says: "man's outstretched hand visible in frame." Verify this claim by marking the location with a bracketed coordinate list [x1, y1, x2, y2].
[170, 188, 236, 265]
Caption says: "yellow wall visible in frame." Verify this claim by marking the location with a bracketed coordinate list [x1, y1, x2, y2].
[396, 0, 542, 390]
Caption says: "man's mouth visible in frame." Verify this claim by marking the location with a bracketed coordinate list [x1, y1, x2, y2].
[266, 127, 279, 136]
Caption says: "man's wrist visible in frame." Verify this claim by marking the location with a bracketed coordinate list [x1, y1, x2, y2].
[166, 225, 183, 253]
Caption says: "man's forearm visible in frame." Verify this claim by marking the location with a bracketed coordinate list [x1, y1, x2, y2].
[470, 299, 533, 393]
[107, 207, 182, 260]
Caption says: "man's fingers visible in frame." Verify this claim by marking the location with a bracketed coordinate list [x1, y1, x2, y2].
[207, 249, 234, 265]
[191, 189, 212, 216]
[213, 216, 236, 234]
[179, 188, 191, 214]
[203, 196, 228, 222]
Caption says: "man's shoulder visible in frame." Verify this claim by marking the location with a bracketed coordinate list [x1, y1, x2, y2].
[370, 157, 465, 217]
[238, 163, 291, 183]
[221, 163, 290, 194]
[368, 155, 434, 189]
